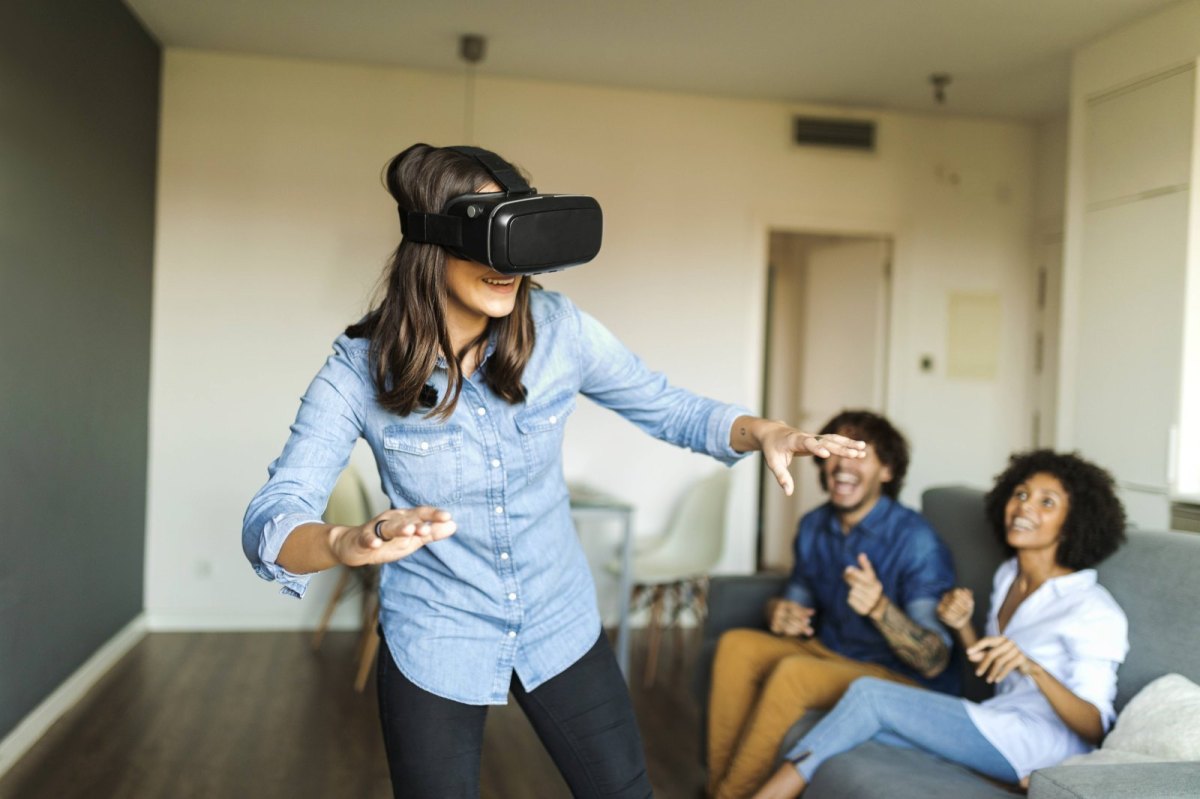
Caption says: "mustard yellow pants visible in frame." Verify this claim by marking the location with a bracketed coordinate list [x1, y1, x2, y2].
[706, 629, 914, 799]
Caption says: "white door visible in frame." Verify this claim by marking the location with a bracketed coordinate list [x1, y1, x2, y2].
[761, 235, 891, 570]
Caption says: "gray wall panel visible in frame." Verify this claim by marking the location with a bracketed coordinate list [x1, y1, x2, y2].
[0, 0, 159, 739]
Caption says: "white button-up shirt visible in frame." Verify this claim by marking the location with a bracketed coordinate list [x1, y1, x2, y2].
[965, 558, 1128, 779]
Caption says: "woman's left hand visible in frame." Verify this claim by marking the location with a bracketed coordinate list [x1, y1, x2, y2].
[967, 636, 1039, 684]
[752, 420, 866, 496]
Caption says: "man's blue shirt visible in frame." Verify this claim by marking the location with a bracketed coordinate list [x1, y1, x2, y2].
[782, 495, 960, 693]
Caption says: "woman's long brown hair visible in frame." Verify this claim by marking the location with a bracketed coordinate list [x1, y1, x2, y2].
[346, 144, 537, 419]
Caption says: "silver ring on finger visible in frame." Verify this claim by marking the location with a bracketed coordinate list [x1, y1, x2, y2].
[374, 520, 387, 540]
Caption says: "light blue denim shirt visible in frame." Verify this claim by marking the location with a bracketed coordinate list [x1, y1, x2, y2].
[243, 290, 750, 704]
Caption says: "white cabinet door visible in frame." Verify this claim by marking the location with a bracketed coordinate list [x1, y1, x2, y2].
[1085, 67, 1194, 207]
[1076, 192, 1188, 501]
[1075, 66, 1194, 530]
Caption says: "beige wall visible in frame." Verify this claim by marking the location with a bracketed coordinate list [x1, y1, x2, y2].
[147, 49, 1037, 628]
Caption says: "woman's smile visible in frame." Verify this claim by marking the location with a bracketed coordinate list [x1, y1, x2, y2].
[482, 275, 517, 291]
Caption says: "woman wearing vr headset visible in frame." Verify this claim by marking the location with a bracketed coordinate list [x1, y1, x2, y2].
[242, 143, 866, 799]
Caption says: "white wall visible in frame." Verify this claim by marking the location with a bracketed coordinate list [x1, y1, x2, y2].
[147, 49, 1037, 628]
[1059, 0, 1200, 526]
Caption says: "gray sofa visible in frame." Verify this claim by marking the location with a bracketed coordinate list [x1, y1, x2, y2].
[698, 486, 1200, 798]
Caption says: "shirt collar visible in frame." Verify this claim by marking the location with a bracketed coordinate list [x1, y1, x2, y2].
[1048, 567, 1098, 597]
[822, 494, 895, 537]
[434, 331, 499, 371]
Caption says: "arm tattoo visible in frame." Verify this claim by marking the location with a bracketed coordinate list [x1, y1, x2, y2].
[873, 602, 950, 678]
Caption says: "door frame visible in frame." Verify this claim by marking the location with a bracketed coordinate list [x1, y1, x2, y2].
[754, 222, 898, 572]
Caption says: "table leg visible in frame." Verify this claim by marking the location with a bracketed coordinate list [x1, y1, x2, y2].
[616, 509, 633, 679]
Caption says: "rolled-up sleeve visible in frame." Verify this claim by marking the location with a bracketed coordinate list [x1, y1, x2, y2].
[897, 526, 957, 648]
[242, 336, 368, 598]
[781, 579, 815, 608]
[1062, 603, 1129, 730]
[904, 597, 952, 649]
[573, 305, 750, 465]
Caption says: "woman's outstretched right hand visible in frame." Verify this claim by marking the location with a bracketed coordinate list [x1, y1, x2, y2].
[332, 507, 457, 567]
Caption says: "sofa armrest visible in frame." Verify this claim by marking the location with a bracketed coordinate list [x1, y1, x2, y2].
[704, 574, 787, 646]
[1029, 763, 1200, 799]
[694, 573, 788, 765]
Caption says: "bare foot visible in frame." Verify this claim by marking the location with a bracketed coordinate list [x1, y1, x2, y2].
[750, 762, 807, 799]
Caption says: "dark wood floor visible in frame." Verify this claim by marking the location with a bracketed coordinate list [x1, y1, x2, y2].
[0, 625, 706, 799]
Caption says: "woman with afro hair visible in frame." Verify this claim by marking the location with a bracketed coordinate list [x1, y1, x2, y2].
[750, 450, 1129, 797]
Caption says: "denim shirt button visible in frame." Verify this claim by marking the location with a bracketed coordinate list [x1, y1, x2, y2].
[495, 506, 504, 515]
[548, 415, 557, 424]
[419, 441, 429, 451]
[508, 592, 517, 601]
[491, 459, 501, 468]
[500, 552, 509, 560]
[508, 630, 517, 638]
[476, 407, 486, 416]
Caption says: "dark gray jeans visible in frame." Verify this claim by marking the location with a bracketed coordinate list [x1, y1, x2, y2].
[377, 630, 654, 798]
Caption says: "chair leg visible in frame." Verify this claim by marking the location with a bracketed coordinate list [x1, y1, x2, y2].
[628, 583, 644, 619]
[643, 584, 666, 688]
[354, 592, 380, 693]
[670, 580, 688, 675]
[694, 575, 709, 621]
[312, 566, 353, 651]
[355, 626, 380, 693]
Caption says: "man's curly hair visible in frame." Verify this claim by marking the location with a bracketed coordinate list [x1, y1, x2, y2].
[984, 450, 1126, 570]
[816, 410, 909, 499]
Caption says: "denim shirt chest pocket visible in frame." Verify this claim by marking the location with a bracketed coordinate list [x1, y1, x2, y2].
[513, 391, 576, 477]
[382, 423, 464, 507]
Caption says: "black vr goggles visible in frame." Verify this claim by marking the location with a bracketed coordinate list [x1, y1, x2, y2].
[398, 146, 602, 276]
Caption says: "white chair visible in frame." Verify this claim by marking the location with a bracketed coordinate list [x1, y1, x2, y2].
[311, 464, 380, 692]
[615, 469, 731, 686]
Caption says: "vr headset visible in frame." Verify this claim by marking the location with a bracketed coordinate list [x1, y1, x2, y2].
[398, 146, 602, 275]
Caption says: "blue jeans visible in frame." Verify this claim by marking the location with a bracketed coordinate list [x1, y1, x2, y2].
[786, 677, 1018, 784]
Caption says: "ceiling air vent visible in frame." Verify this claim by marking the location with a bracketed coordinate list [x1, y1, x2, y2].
[793, 116, 876, 151]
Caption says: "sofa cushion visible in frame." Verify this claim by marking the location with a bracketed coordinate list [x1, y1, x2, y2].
[1094, 530, 1200, 710]
[806, 743, 1025, 799]
[782, 711, 1021, 799]
[921, 486, 1010, 703]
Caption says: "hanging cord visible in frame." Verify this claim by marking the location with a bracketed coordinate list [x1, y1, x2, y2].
[464, 61, 476, 144]
[459, 34, 486, 145]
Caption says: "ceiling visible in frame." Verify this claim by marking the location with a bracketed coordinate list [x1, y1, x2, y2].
[125, 0, 1182, 120]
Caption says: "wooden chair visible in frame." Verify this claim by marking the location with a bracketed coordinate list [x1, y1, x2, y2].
[311, 465, 380, 692]
[620, 470, 730, 686]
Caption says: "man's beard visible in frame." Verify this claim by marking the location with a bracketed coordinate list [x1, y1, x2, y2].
[832, 493, 869, 517]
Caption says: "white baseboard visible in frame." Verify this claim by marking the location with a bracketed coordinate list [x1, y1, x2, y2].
[0, 613, 148, 778]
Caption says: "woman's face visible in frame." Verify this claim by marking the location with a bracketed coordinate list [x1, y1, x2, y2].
[442, 182, 522, 334]
[1003, 471, 1070, 556]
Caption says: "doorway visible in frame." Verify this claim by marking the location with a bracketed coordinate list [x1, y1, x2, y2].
[758, 231, 893, 571]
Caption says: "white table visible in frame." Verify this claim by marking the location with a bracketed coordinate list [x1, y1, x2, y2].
[569, 484, 635, 680]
